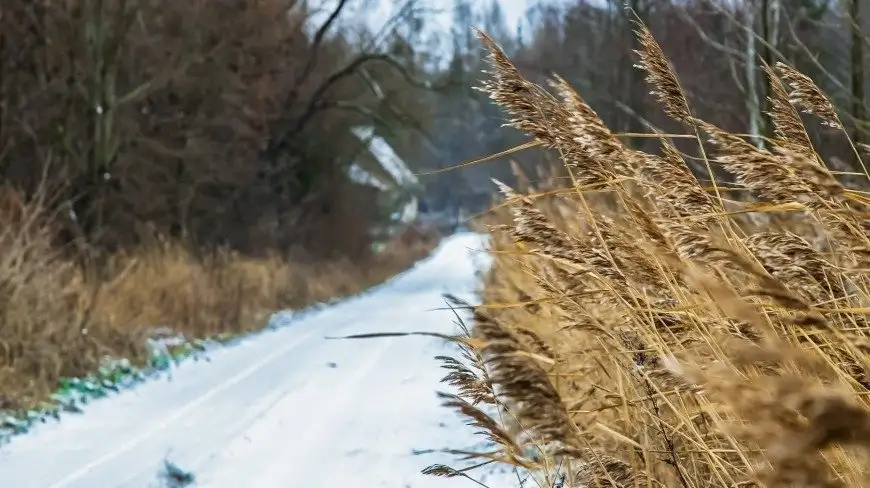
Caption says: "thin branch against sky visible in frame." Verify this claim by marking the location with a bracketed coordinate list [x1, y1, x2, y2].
[304, 0, 575, 71]
[307, 0, 547, 44]
[370, 0, 533, 33]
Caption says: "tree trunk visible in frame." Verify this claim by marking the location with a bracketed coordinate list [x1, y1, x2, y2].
[851, 0, 865, 145]
[746, 2, 764, 148]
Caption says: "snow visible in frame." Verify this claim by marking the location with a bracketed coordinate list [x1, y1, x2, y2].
[351, 126, 419, 188]
[348, 162, 391, 191]
[0, 233, 523, 488]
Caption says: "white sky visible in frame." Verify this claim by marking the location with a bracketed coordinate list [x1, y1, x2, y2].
[310, 0, 546, 44]
[308, 0, 574, 67]
[390, 0, 537, 31]
[367, 0, 562, 62]
[370, 0, 533, 32]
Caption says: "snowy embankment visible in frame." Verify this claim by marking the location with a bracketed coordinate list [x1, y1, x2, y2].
[0, 233, 520, 488]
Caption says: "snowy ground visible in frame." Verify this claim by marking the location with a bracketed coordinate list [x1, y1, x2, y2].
[0, 233, 525, 488]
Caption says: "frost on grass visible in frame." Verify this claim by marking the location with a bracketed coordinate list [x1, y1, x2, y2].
[0, 331, 219, 445]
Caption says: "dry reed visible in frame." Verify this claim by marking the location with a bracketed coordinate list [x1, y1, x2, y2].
[428, 25, 870, 488]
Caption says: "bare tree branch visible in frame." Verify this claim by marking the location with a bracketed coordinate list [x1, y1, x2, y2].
[294, 0, 351, 91]
[678, 3, 747, 59]
[266, 51, 455, 160]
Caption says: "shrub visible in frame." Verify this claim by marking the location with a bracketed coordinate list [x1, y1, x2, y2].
[0, 190, 437, 411]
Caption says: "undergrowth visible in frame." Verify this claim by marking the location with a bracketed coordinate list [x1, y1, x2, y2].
[0, 192, 437, 435]
[427, 25, 870, 488]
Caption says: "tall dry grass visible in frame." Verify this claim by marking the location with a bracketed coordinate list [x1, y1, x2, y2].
[0, 194, 437, 411]
[428, 26, 870, 488]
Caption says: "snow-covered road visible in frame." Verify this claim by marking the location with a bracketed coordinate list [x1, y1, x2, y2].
[0, 233, 520, 488]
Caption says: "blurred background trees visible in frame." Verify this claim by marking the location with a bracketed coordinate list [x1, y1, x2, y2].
[1, 0, 869, 260]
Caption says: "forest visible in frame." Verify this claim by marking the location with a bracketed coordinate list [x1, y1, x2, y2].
[1, 0, 864, 259]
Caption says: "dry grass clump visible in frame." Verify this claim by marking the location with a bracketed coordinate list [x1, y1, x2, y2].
[428, 26, 870, 488]
[0, 197, 437, 410]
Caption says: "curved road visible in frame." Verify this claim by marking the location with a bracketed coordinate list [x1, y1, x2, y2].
[0, 233, 519, 488]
